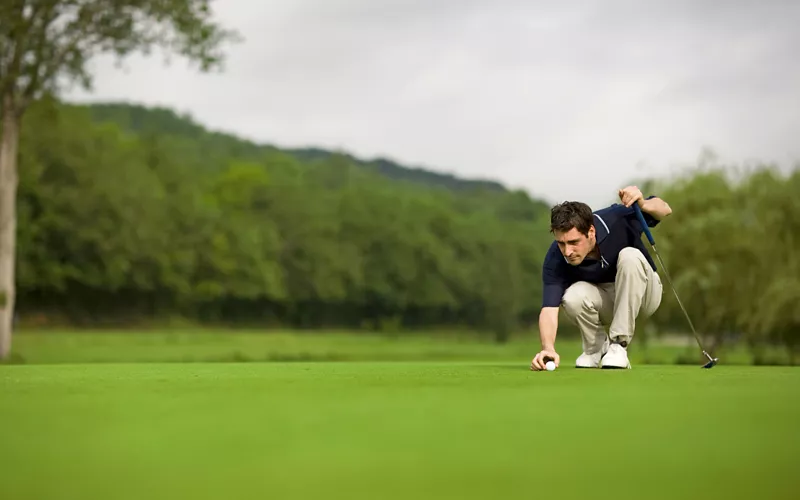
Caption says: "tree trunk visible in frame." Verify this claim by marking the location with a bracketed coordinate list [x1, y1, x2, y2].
[0, 94, 20, 360]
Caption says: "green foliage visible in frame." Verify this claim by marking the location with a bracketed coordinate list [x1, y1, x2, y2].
[14, 98, 800, 356]
[651, 163, 800, 361]
[86, 102, 514, 193]
[0, 0, 240, 108]
[16, 99, 550, 337]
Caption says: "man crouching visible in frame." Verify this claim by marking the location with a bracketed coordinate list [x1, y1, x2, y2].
[530, 186, 672, 370]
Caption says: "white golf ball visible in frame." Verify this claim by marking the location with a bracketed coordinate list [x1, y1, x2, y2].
[545, 361, 556, 371]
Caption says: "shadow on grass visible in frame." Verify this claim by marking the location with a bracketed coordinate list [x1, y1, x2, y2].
[464, 363, 531, 371]
[197, 351, 352, 363]
[0, 352, 26, 365]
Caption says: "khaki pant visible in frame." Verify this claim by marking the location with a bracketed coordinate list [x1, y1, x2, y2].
[561, 247, 663, 353]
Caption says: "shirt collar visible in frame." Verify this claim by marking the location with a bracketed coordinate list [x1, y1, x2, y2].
[593, 213, 610, 243]
[593, 213, 611, 268]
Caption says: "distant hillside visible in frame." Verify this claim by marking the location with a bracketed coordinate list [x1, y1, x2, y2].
[78, 102, 509, 194]
[18, 97, 555, 336]
[287, 148, 508, 194]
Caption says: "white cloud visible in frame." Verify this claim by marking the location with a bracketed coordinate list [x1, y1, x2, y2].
[64, 0, 800, 208]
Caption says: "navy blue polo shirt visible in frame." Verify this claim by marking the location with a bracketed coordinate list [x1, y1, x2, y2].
[541, 199, 661, 308]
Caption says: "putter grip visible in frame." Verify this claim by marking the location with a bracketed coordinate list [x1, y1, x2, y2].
[633, 203, 656, 245]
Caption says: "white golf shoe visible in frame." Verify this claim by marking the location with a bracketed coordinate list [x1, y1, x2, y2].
[575, 339, 609, 368]
[600, 341, 631, 369]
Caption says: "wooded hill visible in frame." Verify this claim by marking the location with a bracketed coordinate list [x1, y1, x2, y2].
[16, 98, 800, 360]
[85, 102, 511, 194]
[17, 98, 552, 340]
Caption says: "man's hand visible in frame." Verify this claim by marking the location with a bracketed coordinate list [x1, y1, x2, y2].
[620, 186, 673, 219]
[618, 185, 644, 208]
[531, 349, 560, 371]
[534, 308, 560, 371]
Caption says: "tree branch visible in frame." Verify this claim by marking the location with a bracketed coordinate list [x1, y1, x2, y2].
[18, 2, 105, 110]
[0, 1, 33, 97]
[18, 3, 60, 111]
[4, 0, 240, 114]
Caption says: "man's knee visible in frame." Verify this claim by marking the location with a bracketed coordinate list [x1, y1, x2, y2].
[618, 247, 647, 269]
[561, 282, 596, 317]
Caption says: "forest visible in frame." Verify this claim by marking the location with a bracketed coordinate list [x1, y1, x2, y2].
[14, 98, 800, 360]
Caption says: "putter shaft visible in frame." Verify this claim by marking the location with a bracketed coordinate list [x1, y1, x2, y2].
[651, 247, 698, 340]
[632, 203, 717, 367]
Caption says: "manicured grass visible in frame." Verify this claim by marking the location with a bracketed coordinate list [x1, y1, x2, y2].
[2, 362, 798, 499]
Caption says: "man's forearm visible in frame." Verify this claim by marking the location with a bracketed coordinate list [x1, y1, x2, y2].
[638, 196, 672, 220]
[539, 307, 559, 350]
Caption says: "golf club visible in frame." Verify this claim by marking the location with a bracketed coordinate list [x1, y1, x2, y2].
[633, 203, 719, 368]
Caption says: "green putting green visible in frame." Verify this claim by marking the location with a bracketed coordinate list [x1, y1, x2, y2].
[2, 362, 799, 500]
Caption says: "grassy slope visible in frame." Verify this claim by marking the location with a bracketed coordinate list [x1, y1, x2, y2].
[1, 362, 799, 500]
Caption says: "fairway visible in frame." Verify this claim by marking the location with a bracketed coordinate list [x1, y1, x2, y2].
[2, 362, 799, 500]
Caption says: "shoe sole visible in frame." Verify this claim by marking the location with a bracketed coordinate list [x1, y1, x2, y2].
[600, 365, 631, 369]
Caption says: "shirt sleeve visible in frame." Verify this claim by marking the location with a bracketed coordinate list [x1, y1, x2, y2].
[541, 244, 568, 308]
[640, 195, 661, 228]
[613, 196, 661, 231]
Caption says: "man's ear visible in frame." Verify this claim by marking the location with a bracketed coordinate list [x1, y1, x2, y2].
[588, 225, 596, 238]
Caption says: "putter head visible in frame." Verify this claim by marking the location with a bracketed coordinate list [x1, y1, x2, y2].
[702, 352, 718, 369]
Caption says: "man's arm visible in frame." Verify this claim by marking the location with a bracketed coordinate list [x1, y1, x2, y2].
[539, 307, 559, 350]
[638, 196, 672, 220]
[531, 307, 561, 370]
[618, 186, 673, 220]
[532, 245, 566, 370]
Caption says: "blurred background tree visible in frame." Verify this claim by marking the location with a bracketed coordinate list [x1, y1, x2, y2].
[0, 0, 241, 358]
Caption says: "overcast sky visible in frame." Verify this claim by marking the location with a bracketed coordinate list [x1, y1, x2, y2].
[64, 0, 800, 208]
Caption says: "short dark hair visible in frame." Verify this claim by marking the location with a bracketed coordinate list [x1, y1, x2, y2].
[550, 201, 593, 235]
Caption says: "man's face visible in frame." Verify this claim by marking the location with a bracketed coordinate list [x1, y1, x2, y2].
[554, 226, 595, 265]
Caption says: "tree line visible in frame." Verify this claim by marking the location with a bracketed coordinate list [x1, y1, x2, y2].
[14, 99, 800, 360]
[16, 98, 553, 341]
[646, 161, 800, 362]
